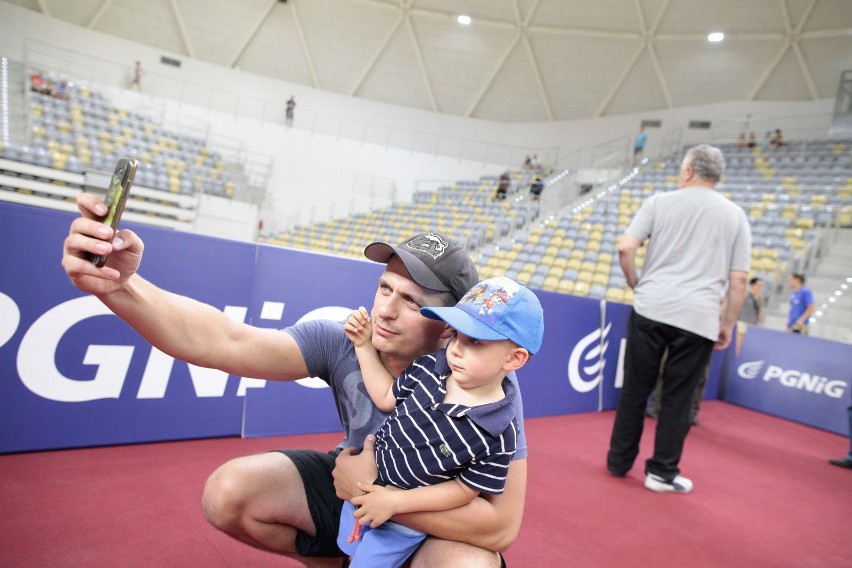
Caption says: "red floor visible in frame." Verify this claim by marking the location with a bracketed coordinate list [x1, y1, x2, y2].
[1, 401, 850, 567]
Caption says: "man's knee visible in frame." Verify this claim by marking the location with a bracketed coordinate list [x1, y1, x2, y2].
[201, 459, 248, 531]
[410, 538, 502, 568]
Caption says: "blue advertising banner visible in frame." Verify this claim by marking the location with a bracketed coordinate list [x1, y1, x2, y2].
[725, 326, 851, 435]
[241, 245, 383, 438]
[0, 203, 254, 452]
[600, 300, 630, 410]
[3, 201, 849, 452]
[514, 292, 606, 416]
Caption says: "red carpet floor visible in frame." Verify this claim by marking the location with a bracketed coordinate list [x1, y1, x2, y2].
[1, 401, 850, 567]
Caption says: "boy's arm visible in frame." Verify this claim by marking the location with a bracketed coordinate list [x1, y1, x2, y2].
[343, 307, 396, 412]
[334, 436, 527, 552]
[351, 477, 479, 528]
[393, 458, 526, 552]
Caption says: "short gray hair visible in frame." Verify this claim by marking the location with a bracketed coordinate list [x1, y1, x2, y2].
[682, 144, 725, 183]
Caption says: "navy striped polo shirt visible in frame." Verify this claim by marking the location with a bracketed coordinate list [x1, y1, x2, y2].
[374, 349, 518, 495]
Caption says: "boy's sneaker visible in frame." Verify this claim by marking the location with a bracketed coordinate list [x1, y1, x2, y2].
[644, 472, 693, 493]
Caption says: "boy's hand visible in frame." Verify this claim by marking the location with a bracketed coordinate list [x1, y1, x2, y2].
[344, 306, 371, 347]
[351, 482, 400, 528]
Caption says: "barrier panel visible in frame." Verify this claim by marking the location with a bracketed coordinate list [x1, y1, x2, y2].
[1, 201, 848, 452]
[0, 203, 256, 452]
[725, 327, 851, 435]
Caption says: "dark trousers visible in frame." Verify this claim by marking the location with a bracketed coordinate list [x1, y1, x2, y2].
[607, 310, 714, 480]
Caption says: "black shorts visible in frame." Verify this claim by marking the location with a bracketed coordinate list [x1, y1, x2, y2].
[278, 449, 510, 566]
[276, 448, 346, 558]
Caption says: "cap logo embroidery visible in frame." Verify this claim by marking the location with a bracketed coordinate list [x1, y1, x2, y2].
[404, 233, 448, 259]
[459, 278, 519, 315]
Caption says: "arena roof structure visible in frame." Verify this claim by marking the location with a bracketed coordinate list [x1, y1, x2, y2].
[5, 0, 852, 121]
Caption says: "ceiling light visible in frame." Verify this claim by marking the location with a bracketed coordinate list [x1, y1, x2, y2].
[458, 14, 471, 25]
[707, 32, 724, 42]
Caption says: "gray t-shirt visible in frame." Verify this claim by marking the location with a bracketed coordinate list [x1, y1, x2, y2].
[738, 294, 762, 325]
[626, 186, 752, 341]
[285, 319, 528, 460]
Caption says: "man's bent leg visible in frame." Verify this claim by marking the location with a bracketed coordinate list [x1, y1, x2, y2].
[202, 451, 344, 568]
[409, 537, 502, 568]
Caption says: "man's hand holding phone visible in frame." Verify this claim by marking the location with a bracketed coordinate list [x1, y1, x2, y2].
[62, 160, 144, 298]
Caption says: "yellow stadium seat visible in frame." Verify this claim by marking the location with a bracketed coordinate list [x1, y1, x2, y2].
[592, 273, 609, 287]
[558, 280, 575, 294]
[573, 281, 590, 296]
[542, 276, 560, 291]
[605, 288, 625, 302]
[577, 271, 593, 283]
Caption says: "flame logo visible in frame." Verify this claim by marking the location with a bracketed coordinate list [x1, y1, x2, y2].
[737, 360, 765, 380]
[568, 323, 611, 393]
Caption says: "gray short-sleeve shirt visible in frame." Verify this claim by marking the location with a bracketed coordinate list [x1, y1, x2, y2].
[626, 186, 752, 341]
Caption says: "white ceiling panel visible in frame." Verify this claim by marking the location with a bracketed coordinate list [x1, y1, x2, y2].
[7, 0, 852, 121]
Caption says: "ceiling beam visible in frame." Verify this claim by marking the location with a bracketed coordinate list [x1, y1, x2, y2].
[169, 0, 195, 58]
[647, 42, 673, 108]
[349, 13, 404, 96]
[521, 33, 553, 120]
[403, 13, 438, 111]
[801, 27, 852, 39]
[87, 0, 114, 29]
[655, 31, 784, 41]
[228, 0, 277, 69]
[518, 0, 551, 119]
[791, 41, 819, 99]
[289, 0, 320, 88]
[465, 32, 522, 117]
[35, 0, 50, 17]
[747, 41, 790, 100]
[595, 41, 645, 117]
[528, 25, 639, 40]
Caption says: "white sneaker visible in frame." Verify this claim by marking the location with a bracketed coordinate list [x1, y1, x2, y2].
[644, 472, 693, 493]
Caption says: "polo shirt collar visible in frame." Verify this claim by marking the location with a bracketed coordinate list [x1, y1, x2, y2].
[435, 350, 518, 437]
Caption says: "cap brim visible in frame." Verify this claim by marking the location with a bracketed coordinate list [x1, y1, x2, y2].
[420, 306, 507, 342]
[364, 241, 450, 293]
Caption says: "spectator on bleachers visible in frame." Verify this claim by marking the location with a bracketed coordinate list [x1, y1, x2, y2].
[770, 129, 787, 149]
[529, 175, 544, 201]
[286, 96, 296, 127]
[633, 125, 647, 164]
[495, 171, 510, 200]
[523, 154, 533, 169]
[736, 132, 747, 150]
[530, 154, 541, 171]
[762, 130, 773, 149]
[747, 131, 757, 149]
[128, 61, 142, 91]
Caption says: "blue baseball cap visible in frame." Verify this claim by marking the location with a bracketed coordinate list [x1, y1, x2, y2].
[420, 276, 544, 354]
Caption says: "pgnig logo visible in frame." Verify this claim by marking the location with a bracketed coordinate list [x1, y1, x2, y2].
[737, 360, 847, 399]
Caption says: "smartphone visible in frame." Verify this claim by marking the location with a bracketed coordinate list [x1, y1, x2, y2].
[90, 157, 138, 267]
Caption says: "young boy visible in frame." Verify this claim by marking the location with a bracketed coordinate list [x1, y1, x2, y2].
[337, 276, 544, 567]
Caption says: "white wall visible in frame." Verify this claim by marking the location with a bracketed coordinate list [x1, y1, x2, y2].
[0, 2, 838, 237]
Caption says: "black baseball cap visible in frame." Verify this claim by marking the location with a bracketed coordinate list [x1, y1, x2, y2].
[364, 232, 479, 302]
